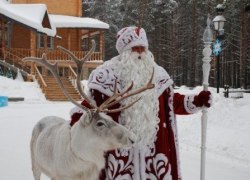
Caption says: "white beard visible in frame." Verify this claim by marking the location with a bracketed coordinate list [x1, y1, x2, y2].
[114, 49, 160, 147]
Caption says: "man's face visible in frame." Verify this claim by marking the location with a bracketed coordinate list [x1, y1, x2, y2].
[118, 47, 155, 92]
[130, 46, 149, 61]
[131, 46, 145, 54]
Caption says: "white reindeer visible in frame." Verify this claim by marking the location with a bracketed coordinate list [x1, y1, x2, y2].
[23, 41, 154, 180]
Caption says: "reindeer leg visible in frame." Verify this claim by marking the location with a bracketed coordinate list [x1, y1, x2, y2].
[31, 160, 41, 180]
[30, 122, 43, 180]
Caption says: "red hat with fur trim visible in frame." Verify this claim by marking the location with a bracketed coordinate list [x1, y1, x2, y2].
[116, 27, 148, 54]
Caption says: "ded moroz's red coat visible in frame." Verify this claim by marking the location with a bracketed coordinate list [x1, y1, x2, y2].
[70, 59, 201, 180]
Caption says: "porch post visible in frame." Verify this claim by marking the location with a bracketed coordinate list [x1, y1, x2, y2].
[100, 30, 104, 60]
[30, 31, 36, 74]
[1, 19, 6, 60]
[43, 35, 49, 76]
[67, 29, 71, 50]
[44, 35, 48, 51]
[78, 29, 82, 51]
[88, 32, 90, 50]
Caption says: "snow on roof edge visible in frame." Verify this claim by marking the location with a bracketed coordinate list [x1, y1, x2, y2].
[0, 2, 56, 36]
[0, 2, 110, 36]
[49, 14, 109, 30]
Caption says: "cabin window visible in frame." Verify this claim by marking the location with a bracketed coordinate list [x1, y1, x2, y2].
[37, 34, 54, 49]
[0, 20, 13, 48]
[47, 36, 53, 49]
[81, 33, 100, 52]
[37, 34, 44, 48]
[81, 38, 89, 51]
[4, 22, 12, 48]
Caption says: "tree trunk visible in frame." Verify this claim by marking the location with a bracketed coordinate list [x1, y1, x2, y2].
[191, 0, 197, 87]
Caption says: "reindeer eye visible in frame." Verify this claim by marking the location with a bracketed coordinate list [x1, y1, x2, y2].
[96, 121, 105, 127]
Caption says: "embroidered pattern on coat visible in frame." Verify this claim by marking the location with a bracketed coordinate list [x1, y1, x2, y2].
[88, 63, 173, 98]
[106, 143, 172, 180]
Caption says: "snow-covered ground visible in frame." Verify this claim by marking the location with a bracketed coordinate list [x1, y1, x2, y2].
[0, 76, 250, 180]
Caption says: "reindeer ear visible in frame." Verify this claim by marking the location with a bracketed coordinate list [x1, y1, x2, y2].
[79, 112, 92, 127]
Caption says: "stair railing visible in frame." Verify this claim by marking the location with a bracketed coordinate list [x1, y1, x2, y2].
[34, 64, 47, 94]
[4, 49, 31, 73]
[68, 65, 77, 88]
[0, 60, 31, 78]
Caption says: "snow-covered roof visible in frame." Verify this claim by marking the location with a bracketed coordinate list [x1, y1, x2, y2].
[49, 14, 109, 29]
[0, 1, 56, 36]
[0, 0, 9, 4]
[0, 1, 109, 37]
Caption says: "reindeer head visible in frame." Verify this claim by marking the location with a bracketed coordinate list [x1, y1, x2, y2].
[74, 112, 136, 152]
[23, 40, 154, 152]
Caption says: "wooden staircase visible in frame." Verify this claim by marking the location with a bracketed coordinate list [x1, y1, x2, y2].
[43, 76, 81, 101]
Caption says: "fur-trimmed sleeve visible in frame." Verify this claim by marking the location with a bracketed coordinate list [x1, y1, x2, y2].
[173, 93, 201, 115]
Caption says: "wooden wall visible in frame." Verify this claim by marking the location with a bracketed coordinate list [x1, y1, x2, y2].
[54, 29, 81, 51]
[11, 24, 31, 48]
[10, 27, 82, 51]
[11, 0, 82, 16]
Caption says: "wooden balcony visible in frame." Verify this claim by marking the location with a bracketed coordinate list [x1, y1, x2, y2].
[4, 48, 103, 62]
[1, 47, 103, 73]
[0, 47, 103, 81]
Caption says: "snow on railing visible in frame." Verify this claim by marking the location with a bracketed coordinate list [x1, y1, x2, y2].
[4, 48, 103, 62]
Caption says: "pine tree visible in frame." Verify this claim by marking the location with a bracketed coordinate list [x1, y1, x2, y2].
[82, 0, 250, 88]
[6, 67, 13, 79]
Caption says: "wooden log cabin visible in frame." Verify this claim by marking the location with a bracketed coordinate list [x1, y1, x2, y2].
[0, 0, 109, 101]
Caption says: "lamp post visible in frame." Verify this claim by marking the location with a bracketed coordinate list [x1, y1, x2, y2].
[212, 4, 226, 93]
[200, 15, 213, 180]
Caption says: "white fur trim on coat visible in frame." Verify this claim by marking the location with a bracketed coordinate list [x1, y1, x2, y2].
[88, 61, 173, 98]
[184, 95, 202, 114]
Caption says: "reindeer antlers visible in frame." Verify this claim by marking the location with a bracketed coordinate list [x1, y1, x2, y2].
[23, 41, 155, 116]
[99, 69, 155, 113]
[22, 41, 97, 114]
[57, 40, 97, 109]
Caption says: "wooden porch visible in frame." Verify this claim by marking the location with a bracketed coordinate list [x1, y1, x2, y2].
[1, 47, 103, 75]
[5, 48, 103, 61]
